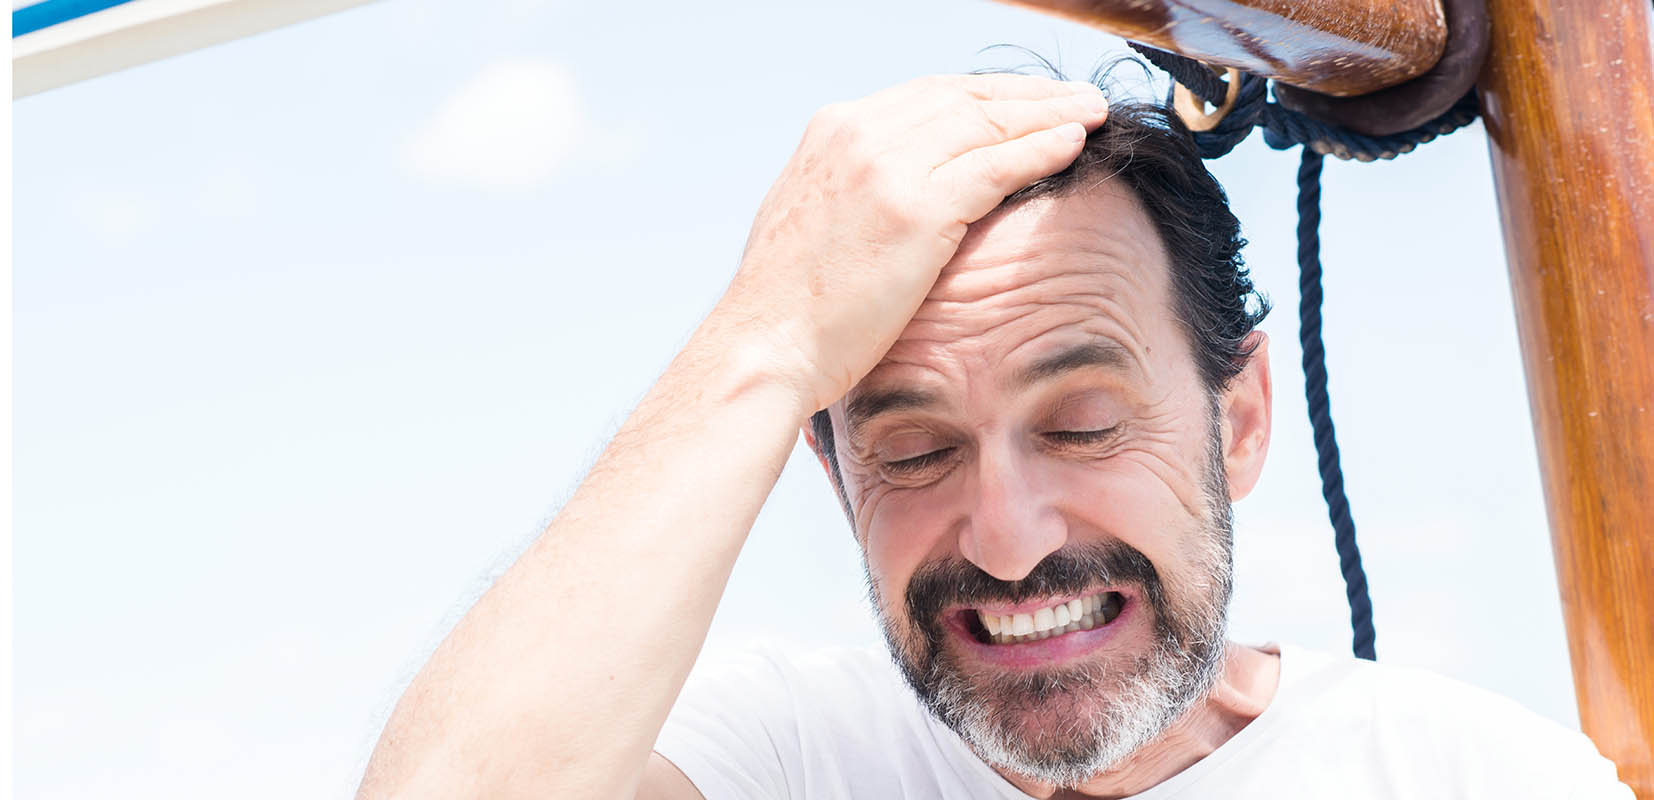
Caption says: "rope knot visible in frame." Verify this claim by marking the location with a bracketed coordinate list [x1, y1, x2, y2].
[1126, 42, 1480, 162]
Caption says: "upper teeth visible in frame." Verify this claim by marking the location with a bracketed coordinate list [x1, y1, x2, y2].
[977, 593, 1115, 643]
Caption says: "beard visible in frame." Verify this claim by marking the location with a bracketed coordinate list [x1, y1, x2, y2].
[866, 417, 1234, 789]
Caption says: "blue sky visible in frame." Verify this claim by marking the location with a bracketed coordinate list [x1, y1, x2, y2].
[12, 1, 1571, 797]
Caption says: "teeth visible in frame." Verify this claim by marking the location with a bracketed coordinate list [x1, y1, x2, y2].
[979, 592, 1124, 645]
[982, 612, 1002, 636]
[1032, 607, 1056, 632]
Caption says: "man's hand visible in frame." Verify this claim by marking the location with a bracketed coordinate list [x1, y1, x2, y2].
[720, 74, 1108, 413]
[354, 74, 1107, 800]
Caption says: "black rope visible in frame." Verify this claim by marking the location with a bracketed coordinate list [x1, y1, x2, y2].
[1295, 150, 1377, 661]
[1122, 43, 1469, 660]
[1127, 42, 1480, 162]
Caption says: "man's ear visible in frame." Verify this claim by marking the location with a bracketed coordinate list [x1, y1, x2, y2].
[804, 410, 858, 528]
[802, 423, 834, 479]
[1220, 331, 1272, 501]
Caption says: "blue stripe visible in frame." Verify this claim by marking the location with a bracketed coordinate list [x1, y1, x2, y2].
[13, 0, 140, 38]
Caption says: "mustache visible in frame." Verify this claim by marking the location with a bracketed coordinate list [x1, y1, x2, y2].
[904, 540, 1164, 632]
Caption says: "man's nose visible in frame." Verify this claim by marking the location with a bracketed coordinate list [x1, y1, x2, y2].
[956, 442, 1066, 582]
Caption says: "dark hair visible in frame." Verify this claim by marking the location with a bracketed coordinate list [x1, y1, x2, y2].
[808, 100, 1268, 515]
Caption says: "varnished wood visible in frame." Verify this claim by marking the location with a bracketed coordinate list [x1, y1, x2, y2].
[1001, 0, 1447, 96]
[1479, 0, 1654, 795]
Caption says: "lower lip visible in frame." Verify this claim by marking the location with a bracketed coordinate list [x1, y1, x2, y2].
[945, 596, 1137, 669]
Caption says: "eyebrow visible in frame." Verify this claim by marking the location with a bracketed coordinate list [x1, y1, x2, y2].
[842, 339, 1135, 436]
[844, 387, 939, 438]
[1010, 338, 1134, 388]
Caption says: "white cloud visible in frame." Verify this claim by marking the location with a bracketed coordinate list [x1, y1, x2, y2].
[401, 60, 638, 189]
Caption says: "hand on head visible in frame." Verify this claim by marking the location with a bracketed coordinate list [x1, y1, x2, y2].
[715, 74, 1109, 415]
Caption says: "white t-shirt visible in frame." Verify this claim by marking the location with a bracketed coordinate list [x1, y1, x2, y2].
[655, 643, 1633, 799]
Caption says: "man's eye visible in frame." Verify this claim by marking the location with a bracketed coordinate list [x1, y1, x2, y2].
[884, 448, 955, 474]
[1044, 428, 1117, 446]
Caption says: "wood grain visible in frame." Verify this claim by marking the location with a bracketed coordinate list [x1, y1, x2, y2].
[1001, 0, 1447, 96]
[1479, 0, 1654, 795]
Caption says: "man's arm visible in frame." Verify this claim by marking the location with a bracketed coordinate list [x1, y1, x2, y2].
[354, 74, 1109, 800]
[355, 312, 806, 800]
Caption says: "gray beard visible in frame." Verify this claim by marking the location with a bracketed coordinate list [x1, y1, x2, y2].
[866, 421, 1234, 789]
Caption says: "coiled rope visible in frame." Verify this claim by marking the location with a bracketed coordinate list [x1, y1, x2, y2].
[1129, 43, 1484, 660]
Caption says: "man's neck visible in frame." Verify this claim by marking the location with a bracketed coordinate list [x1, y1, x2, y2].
[994, 642, 1281, 800]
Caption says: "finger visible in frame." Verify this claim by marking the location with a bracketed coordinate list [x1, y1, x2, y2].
[931, 122, 1090, 224]
[918, 94, 1109, 165]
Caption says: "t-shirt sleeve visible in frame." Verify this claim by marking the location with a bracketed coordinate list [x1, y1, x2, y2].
[1564, 735, 1638, 800]
[653, 647, 803, 800]
[1480, 704, 1636, 800]
[1367, 660, 1638, 800]
[1454, 695, 1637, 800]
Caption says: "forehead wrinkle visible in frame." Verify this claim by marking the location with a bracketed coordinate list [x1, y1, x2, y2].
[921, 254, 1157, 327]
[926, 241, 1155, 308]
[904, 280, 1158, 381]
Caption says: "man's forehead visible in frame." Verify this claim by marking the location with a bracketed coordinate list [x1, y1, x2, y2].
[835, 185, 1177, 424]
[929, 181, 1166, 298]
[874, 186, 1167, 367]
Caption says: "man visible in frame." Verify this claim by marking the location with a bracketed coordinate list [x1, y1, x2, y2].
[355, 74, 1632, 799]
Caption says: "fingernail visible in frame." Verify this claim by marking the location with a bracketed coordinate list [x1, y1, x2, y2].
[1060, 122, 1086, 142]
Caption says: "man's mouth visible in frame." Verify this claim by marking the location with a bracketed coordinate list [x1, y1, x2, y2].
[962, 591, 1126, 645]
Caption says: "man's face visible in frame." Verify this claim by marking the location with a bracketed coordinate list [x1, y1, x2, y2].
[823, 184, 1249, 787]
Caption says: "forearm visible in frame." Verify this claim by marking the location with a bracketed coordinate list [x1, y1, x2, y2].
[355, 73, 1109, 800]
[356, 314, 812, 800]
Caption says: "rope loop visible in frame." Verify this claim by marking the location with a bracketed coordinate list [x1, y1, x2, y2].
[1172, 66, 1242, 132]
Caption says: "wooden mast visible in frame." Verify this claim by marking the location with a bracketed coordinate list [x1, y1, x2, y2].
[1478, 0, 1654, 793]
[1003, 1, 1654, 795]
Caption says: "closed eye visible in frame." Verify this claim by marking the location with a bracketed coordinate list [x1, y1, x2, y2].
[1044, 428, 1118, 446]
[884, 448, 955, 474]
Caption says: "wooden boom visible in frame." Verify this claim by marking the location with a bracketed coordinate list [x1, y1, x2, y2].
[1479, 0, 1654, 793]
[1008, 0, 1654, 796]
[998, 0, 1448, 96]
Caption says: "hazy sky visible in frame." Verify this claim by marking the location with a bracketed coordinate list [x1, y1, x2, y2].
[12, 1, 1572, 797]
